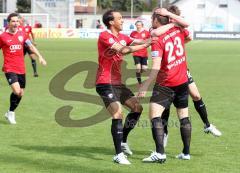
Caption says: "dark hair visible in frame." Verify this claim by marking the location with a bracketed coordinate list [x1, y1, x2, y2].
[102, 10, 118, 29]
[152, 13, 169, 25]
[135, 20, 143, 26]
[7, 13, 19, 22]
[167, 5, 181, 16]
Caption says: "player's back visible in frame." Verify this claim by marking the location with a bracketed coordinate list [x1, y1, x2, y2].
[154, 26, 188, 87]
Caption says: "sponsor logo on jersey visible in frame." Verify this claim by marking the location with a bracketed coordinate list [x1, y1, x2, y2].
[10, 44, 22, 52]
[18, 36, 23, 42]
[142, 33, 146, 38]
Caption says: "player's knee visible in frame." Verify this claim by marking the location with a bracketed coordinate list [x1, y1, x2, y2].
[112, 113, 123, 119]
[191, 93, 201, 101]
[136, 68, 141, 73]
[133, 104, 143, 113]
[141, 68, 147, 73]
[12, 88, 21, 96]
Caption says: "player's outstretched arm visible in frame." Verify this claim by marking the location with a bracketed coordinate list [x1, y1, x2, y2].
[137, 57, 162, 98]
[28, 43, 47, 66]
[111, 40, 151, 55]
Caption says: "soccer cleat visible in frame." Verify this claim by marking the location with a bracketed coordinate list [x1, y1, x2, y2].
[34, 72, 39, 77]
[176, 153, 190, 160]
[142, 151, 166, 163]
[204, 124, 222, 137]
[163, 133, 168, 148]
[113, 152, 131, 165]
[121, 142, 133, 155]
[5, 111, 16, 124]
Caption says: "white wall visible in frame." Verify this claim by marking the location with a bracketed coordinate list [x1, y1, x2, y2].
[6, 0, 16, 13]
[175, 0, 240, 31]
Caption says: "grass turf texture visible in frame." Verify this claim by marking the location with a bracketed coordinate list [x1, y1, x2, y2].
[0, 39, 239, 173]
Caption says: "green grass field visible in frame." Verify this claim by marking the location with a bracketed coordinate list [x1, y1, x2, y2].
[0, 39, 239, 173]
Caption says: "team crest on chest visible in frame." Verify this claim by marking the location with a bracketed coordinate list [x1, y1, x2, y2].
[142, 33, 146, 38]
[18, 36, 23, 42]
[109, 38, 114, 44]
[120, 40, 126, 46]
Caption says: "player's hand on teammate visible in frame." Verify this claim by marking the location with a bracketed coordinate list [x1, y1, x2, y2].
[155, 8, 170, 16]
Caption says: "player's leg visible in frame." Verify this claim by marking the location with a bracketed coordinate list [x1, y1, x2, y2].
[96, 84, 130, 164]
[188, 70, 221, 136]
[29, 53, 38, 77]
[176, 108, 191, 160]
[140, 57, 148, 73]
[143, 85, 173, 163]
[122, 92, 143, 155]
[173, 82, 191, 160]
[133, 56, 142, 84]
[26, 46, 38, 77]
[161, 108, 170, 147]
[4, 73, 25, 124]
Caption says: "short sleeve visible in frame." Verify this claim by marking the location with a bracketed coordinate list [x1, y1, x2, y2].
[183, 29, 189, 38]
[124, 35, 134, 46]
[145, 31, 151, 39]
[151, 38, 163, 58]
[130, 31, 135, 38]
[99, 32, 116, 48]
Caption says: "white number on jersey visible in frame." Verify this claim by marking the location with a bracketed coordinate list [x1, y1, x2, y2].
[165, 36, 184, 63]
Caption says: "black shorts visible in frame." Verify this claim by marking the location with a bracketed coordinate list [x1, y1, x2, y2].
[5, 72, 26, 88]
[150, 82, 189, 109]
[96, 84, 135, 108]
[133, 56, 148, 66]
[187, 69, 194, 84]
[24, 44, 34, 56]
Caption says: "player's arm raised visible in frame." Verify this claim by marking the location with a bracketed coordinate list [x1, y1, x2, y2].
[25, 40, 47, 66]
[155, 8, 189, 28]
[150, 23, 175, 36]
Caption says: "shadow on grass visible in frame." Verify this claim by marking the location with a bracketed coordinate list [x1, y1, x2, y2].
[0, 119, 11, 125]
[0, 153, 125, 173]
[13, 145, 113, 161]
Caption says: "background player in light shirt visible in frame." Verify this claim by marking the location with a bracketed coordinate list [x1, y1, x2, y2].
[138, 11, 192, 162]
[96, 10, 151, 165]
[130, 21, 150, 84]
[0, 13, 47, 125]
[151, 6, 221, 147]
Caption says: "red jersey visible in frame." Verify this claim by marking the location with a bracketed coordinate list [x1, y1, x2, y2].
[0, 30, 29, 74]
[96, 30, 134, 85]
[130, 30, 150, 57]
[151, 27, 189, 87]
[24, 25, 33, 39]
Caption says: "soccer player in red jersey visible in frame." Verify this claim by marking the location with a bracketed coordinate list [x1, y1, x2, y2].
[138, 12, 191, 162]
[20, 16, 39, 77]
[0, 13, 47, 124]
[130, 21, 150, 84]
[96, 10, 151, 165]
[152, 6, 221, 143]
